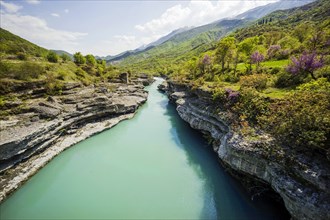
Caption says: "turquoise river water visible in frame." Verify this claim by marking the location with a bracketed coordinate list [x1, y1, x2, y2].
[0, 78, 289, 219]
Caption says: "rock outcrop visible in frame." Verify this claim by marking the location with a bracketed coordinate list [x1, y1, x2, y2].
[0, 78, 152, 203]
[161, 80, 330, 220]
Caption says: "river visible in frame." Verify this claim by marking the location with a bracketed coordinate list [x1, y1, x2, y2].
[0, 78, 289, 219]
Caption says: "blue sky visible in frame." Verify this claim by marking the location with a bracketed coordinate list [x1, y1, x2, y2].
[0, 0, 277, 56]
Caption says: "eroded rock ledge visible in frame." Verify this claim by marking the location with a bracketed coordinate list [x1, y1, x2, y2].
[0, 78, 152, 203]
[159, 80, 330, 220]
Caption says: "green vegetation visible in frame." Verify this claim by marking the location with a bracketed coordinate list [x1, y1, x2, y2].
[0, 0, 329, 160]
[115, 19, 248, 74]
[47, 51, 59, 63]
[0, 28, 48, 57]
[118, 0, 330, 159]
[0, 29, 123, 96]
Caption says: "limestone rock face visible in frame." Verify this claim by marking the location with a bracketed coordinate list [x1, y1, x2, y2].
[165, 80, 330, 220]
[0, 81, 149, 202]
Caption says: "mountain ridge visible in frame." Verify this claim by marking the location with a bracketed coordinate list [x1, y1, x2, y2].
[108, 0, 314, 66]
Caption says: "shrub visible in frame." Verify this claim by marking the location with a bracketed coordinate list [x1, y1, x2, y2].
[212, 88, 227, 104]
[74, 52, 86, 65]
[213, 88, 240, 107]
[261, 91, 330, 154]
[0, 61, 10, 78]
[14, 62, 45, 80]
[233, 87, 270, 124]
[270, 67, 281, 75]
[220, 73, 240, 83]
[85, 54, 97, 66]
[60, 54, 72, 62]
[240, 74, 268, 91]
[75, 68, 87, 78]
[44, 72, 63, 95]
[275, 70, 306, 88]
[47, 51, 59, 63]
[297, 78, 330, 92]
[16, 52, 27, 60]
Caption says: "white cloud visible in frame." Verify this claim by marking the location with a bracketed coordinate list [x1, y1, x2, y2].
[0, 1, 22, 13]
[94, 34, 162, 55]
[135, 4, 190, 34]
[51, 13, 59, 17]
[135, 0, 277, 37]
[64, 9, 69, 14]
[98, 0, 279, 56]
[26, 0, 40, 5]
[0, 12, 87, 52]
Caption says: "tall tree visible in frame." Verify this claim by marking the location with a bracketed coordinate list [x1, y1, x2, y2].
[238, 36, 259, 73]
[215, 36, 236, 72]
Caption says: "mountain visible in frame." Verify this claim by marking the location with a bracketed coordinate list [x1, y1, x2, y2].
[105, 27, 192, 63]
[0, 28, 48, 57]
[113, 18, 249, 71]
[111, 0, 315, 71]
[107, 18, 249, 65]
[144, 27, 192, 48]
[234, 0, 314, 19]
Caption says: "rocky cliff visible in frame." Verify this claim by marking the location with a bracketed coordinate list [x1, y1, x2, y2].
[159, 80, 330, 220]
[0, 78, 152, 202]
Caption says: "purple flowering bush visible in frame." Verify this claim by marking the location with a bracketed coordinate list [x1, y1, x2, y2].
[267, 45, 281, 59]
[202, 54, 211, 66]
[251, 51, 264, 72]
[286, 51, 324, 79]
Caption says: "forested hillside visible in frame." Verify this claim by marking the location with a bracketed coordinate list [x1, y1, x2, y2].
[158, 0, 330, 159]
[0, 28, 123, 93]
[115, 19, 249, 73]
[120, 0, 330, 158]
[0, 28, 128, 119]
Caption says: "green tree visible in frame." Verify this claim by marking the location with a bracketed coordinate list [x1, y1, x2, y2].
[47, 51, 59, 63]
[85, 54, 97, 66]
[238, 36, 259, 73]
[278, 35, 300, 51]
[215, 36, 236, 72]
[73, 52, 86, 65]
[293, 23, 312, 43]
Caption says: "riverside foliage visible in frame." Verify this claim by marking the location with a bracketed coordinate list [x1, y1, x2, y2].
[121, 0, 330, 159]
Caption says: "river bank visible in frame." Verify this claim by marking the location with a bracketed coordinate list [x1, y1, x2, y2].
[159, 80, 330, 220]
[0, 78, 152, 203]
[1, 78, 290, 219]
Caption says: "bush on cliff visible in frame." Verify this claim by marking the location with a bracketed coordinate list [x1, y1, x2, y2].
[260, 90, 330, 155]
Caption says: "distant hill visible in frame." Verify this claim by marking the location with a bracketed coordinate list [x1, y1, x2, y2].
[113, 18, 248, 71]
[0, 28, 48, 57]
[143, 27, 192, 48]
[51, 50, 73, 59]
[112, 0, 315, 72]
[235, 0, 330, 41]
[234, 0, 314, 19]
[104, 27, 192, 63]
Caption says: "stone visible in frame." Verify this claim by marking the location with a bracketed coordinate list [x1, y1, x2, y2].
[0, 80, 149, 203]
[165, 80, 330, 220]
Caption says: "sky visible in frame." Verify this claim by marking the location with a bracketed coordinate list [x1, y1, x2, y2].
[0, 0, 278, 56]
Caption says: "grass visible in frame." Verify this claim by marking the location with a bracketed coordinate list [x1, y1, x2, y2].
[261, 59, 289, 68]
[261, 87, 292, 99]
[236, 59, 289, 72]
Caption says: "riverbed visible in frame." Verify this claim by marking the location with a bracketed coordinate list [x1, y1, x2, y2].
[0, 78, 289, 219]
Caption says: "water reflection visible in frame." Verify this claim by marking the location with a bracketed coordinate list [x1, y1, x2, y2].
[159, 87, 290, 220]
